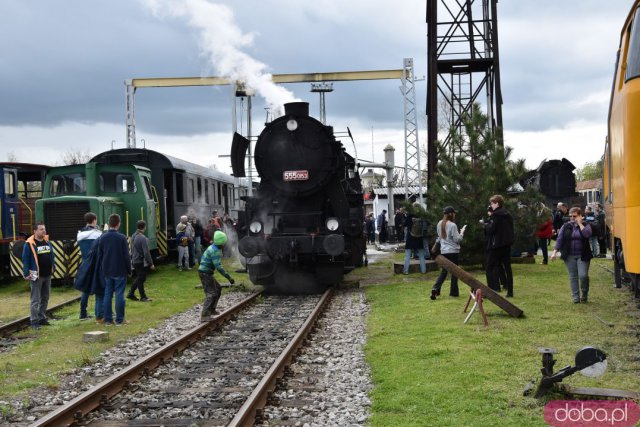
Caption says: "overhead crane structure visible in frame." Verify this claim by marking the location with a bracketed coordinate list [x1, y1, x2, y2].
[124, 59, 424, 203]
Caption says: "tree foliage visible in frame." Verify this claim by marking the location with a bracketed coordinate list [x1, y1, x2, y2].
[426, 103, 544, 265]
[575, 160, 603, 182]
[61, 148, 92, 165]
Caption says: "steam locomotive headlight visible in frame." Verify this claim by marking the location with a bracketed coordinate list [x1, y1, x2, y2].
[286, 119, 298, 131]
[325, 217, 340, 232]
[249, 221, 263, 234]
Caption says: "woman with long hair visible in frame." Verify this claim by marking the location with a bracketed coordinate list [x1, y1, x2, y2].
[431, 206, 465, 300]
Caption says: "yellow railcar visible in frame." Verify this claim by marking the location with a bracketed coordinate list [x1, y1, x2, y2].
[605, 0, 640, 296]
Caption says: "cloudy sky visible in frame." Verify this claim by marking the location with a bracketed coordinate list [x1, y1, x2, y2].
[0, 0, 633, 175]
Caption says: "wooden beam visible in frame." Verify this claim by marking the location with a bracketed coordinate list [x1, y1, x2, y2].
[434, 255, 524, 318]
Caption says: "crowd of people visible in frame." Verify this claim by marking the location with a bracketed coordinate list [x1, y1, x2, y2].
[20, 196, 608, 330]
[22, 209, 238, 330]
[364, 195, 608, 304]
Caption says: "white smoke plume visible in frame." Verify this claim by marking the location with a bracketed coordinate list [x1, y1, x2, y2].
[142, 0, 298, 111]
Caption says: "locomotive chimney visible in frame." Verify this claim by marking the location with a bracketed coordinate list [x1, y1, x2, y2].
[284, 102, 309, 117]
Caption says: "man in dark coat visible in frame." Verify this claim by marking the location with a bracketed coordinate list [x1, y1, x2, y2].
[552, 202, 569, 238]
[97, 214, 132, 325]
[364, 213, 375, 244]
[377, 210, 388, 243]
[394, 208, 406, 243]
[484, 195, 515, 297]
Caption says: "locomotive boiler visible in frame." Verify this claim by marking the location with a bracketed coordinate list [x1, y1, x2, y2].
[231, 102, 365, 293]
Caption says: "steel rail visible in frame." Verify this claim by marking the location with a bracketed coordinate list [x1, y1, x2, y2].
[0, 296, 81, 337]
[30, 291, 262, 427]
[229, 288, 334, 427]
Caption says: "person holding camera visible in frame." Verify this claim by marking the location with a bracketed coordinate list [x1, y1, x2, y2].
[551, 207, 593, 303]
[430, 206, 465, 300]
[483, 195, 514, 297]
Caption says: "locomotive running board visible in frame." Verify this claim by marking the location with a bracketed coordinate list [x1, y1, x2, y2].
[434, 255, 524, 318]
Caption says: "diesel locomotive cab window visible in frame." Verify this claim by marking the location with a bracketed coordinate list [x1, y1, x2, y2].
[99, 172, 137, 193]
[626, 8, 640, 81]
[4, 172, 15, 198]
[50, 173, 86, 196]
[142, 176, 152, 199]
[19, 180, 43, 198]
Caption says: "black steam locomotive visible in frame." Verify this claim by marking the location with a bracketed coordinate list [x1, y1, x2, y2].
[231, 102, 365, 293]
[520, 158, 584, 208]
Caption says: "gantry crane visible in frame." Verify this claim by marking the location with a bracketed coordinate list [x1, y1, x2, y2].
[124, 59, 424, 203]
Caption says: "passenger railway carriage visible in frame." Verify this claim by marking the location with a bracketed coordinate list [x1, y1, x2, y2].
[604, 0, 640, 296]
[91, 148, 246, 253]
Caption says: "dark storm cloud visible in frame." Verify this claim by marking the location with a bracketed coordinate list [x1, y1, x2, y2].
[0, 0, 631, 145]
[0, 1, 210, 130]
[0, 0, 424, 137]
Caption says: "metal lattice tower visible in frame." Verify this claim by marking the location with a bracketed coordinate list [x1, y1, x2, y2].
[310, 83, 334, 124]
[426, 0, 503, 180]
[401, 58, 424, 203]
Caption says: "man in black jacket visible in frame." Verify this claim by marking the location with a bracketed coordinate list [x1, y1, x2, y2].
[97, 214, 132, 326]
[552, 202, 569, 238]
[484, 195, 515, 297]
[127, 220, 155, 302]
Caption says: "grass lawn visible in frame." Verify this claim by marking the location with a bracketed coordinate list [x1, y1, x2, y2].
[359, 250, 640, 427]
[0, 259, 251, 399]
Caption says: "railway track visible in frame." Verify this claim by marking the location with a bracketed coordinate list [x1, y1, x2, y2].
[0, 296, 81, 338]
[30, 289, 333, 427]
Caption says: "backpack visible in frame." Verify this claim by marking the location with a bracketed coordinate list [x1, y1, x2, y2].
[410, 217, 424, 238]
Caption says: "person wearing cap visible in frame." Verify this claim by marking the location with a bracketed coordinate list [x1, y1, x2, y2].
[431, 206, 465, 300]
[175, 222, 189, 271]
[198, 230, 235, 321]
[484, 194, 515, 297]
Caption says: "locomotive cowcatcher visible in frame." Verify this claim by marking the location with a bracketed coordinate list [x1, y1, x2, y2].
[231, 102, 365, 293]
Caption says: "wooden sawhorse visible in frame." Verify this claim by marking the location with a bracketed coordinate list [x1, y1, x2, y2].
[463, 288, 488, 326]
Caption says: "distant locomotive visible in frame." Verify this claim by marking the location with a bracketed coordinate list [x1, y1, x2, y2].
[8, 149, 246, 281]
[232, 102, 365, 293]
[520, 158, 584, 209]
[0, 163, 48, 277]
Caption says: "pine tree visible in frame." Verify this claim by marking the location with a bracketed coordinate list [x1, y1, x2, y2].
[426, 103, 544, 265]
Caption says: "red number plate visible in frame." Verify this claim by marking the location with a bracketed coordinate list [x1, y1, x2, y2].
[283, 170, 309, 181]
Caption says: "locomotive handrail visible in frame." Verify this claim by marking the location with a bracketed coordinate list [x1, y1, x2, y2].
[18, 197, 33, 235]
